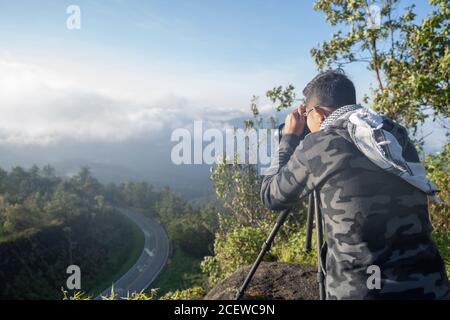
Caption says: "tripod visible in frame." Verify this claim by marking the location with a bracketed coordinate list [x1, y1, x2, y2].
[235, 190, 326, 300]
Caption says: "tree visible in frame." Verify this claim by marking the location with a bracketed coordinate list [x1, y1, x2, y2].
[0, 164, 154, 299]
[211, 157, 271, 226]
[71, 167, 101, 197]
[311, 0, 449, 132]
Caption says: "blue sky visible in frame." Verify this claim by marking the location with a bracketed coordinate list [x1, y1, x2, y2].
[0, 0, 444, 148]
[0, 0, 432, 68]
[1, 0, 332, 70]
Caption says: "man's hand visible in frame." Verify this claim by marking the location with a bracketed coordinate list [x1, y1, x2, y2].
[283, 104, 306, 136]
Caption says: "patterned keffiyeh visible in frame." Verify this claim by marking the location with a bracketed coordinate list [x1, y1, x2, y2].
[320, 104, 363, 130]
[320, 104, 439, 200]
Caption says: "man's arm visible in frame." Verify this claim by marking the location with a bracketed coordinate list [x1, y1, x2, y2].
[260, 133, 314, 210]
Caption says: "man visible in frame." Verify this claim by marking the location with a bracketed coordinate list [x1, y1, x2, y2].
[261, 70, 450, 299]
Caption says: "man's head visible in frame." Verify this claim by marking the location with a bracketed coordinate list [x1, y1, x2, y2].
[303, 70, 356, 132]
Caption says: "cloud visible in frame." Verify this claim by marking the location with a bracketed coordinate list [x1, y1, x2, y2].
[0, 53, 444, 155]
[0, 54, 276, 145]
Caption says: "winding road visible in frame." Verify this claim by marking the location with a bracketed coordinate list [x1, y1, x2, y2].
[96, 208, 170, 299]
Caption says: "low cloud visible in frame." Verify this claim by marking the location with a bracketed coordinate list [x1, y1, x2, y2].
[0, 54, 275, 145]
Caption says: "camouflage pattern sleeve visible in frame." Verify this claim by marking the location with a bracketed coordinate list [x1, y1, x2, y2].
[260, 132, 338, 210]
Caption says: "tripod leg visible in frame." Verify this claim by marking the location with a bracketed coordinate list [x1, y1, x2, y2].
[235, 208, 291, 300]
[304, 194, 314, 253]
[314, 190, 326, 300]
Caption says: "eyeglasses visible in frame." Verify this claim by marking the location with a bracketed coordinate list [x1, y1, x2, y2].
[302, 105, 331, 118]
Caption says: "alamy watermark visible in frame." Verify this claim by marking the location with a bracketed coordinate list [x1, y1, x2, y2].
[66, 5, 81, 30]
[170, 121, 280, 174]
[366, 265, 381, 290]
[66, 265, 81, 290]
[366, 3, 381, 30]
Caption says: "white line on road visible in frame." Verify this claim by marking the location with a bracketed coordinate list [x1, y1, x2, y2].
[145, 248, 154, 257]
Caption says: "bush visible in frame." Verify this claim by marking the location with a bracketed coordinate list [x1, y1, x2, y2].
[271, 223, 317, 266]
[201, 222, 274, 285]
[425, 142, 450, 231]
[160, 287, 205, 300]
[200, 216, 318, 286]
[64, 287, 205, 300]
[424, 142, 450, 276]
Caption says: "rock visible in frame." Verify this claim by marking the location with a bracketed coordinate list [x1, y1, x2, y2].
[204, 262, 320, 300]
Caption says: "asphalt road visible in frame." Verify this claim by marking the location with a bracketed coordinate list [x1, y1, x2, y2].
[96, 208, 170, 299]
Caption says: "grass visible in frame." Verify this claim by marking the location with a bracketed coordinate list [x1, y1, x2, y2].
[149, 245, 206, 298]
[87, 215, 145, 296]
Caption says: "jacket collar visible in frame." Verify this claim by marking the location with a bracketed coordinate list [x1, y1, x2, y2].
[320, 104, 363, 130]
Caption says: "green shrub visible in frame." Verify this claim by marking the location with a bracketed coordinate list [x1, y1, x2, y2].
[63, 287, 204, 300]
[201, 222, 275, 285]
[200, 217, 318, 286]
[424, 142, 450, 276]
[272, 223, 317, 266]
[160, 287, 205, 300]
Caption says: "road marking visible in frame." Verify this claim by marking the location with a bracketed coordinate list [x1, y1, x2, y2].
[145, 248, 154, 257]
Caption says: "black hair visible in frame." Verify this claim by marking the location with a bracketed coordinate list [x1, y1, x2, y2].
[302, 69, 356, 109]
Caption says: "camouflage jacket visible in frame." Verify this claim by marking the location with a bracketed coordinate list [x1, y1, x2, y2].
[261, 116, 450, 300]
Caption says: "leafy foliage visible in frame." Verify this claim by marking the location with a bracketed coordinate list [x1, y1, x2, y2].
[424, 142, 450, 275]
[0, 160, 219, 300]
[160, 286, 205, 300]
[425, 142, 450, 230]
[311, 0, 449, 131]
[0, 166, 144, 299]
[63, 286, 204, 300]
[154, 190, 217, 258]
[211, 157, 271, 226]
